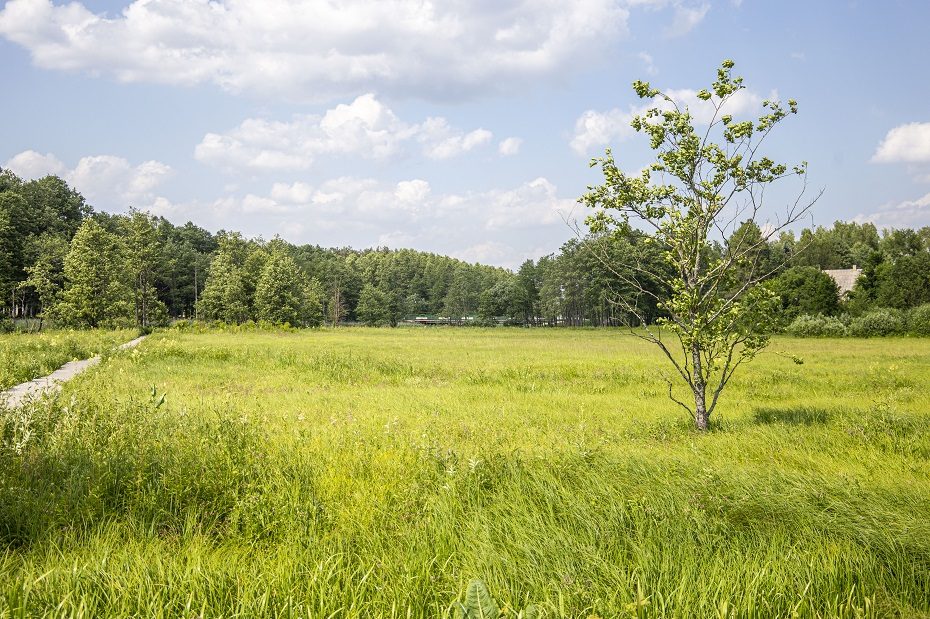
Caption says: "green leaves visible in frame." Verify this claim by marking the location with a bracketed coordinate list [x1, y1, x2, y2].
[54, 219, 135, 328]
[580, 59, 809, 428]
[455, 580, 500, 619]
[453, 580, 542, 619]
[149, 384, 166, 409]
[254, 249, 323, 327]
[632, 80, 660, 99]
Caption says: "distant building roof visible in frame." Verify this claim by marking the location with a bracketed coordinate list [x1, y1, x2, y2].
[823, 266, 862, 295]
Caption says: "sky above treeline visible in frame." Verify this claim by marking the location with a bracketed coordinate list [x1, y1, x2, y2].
[1, 0, 929, 268]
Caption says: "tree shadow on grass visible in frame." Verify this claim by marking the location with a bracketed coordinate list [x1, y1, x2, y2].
[752, 406, 834, 426]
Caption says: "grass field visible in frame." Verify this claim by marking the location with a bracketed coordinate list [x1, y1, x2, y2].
[1, 327, 929, 617]
[0, 329, 135, 391]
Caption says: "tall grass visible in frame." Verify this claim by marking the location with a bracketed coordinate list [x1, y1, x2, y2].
[1, 329, 929, 617]
[0, 329, 135, 390]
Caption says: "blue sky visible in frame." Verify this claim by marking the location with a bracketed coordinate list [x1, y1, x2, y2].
[2, 0, 929, 268]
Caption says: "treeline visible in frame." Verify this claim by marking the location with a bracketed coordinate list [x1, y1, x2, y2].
[0, 168, 511, 328]
[522, 220, 930, 328]
[3, 166, 930, 330]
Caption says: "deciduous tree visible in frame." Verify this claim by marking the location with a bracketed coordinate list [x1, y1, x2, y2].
[771, 266, 840, 320]
[254, 249, 322, 326]
[198, 233, 250, 323]
[356, 284, 392, 326]
[582, 60, 817, 430]
[53, 220, 134, 328]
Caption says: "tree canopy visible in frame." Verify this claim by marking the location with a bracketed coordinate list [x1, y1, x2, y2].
[0, 163, 927, 339]
[582, 60, 816, 430]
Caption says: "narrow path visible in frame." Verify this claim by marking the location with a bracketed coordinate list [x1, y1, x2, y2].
[1, 335, 147, 408]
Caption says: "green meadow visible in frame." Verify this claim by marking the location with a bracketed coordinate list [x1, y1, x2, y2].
[0, 329, 134, 391]
[1, 327, 929, 617]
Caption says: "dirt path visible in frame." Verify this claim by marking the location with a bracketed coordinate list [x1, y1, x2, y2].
[1, 335, 147, 408]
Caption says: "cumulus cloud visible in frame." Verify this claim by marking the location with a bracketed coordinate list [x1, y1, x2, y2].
[215, 176, 569, 226]
[210, 176, 577, 267]
[872, 122, 930, 163]
[570, 86, 765, 155]
[195, 94, 492, 171]
[498, 137, 523, 156]
[478, 177, 573, 230]
[416, 119, 493, 160]
[637, 51, 657, 75]
[665, 2, 710, 37]
[3, 150, 66, 178]
[4, 150, 172, 211]
[853, 192, 930, 228]
[452, 241, 517, 265]
[570, 108, 637, 156]
[0, 0, 632, 101]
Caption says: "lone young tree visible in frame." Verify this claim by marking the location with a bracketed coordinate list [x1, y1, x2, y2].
[582, 60, 818, 430]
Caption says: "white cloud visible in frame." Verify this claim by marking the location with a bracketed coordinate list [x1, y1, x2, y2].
[479, 177, 573, 230]
[68, 155, 172, 207]
[872, 122, 930, 163]
[570, 108, 637, 155]
[498, 137, 523, 156]
[3, 150, 66, 178]
[665, 2, 709, 37]
[145, 196, 186, 217]
[4, 150, 172, 211]
[570, 86, 765, 155]
[210, 176, 577, 266]
[394, 179, 431, 205]
[194, 94, 492, 171]
[452, 241, 515, 265]
[416, 118, 493, 160]
[854, 192, 930, 228]
[270, 181, 314, 204]
[0, 0, 632, 101]
[637, 51, 657, 75]
[661, 87, 764, 125]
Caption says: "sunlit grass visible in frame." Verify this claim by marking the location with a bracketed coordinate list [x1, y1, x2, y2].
[0, 329, 135, 390]
[1, 327, 928, 617]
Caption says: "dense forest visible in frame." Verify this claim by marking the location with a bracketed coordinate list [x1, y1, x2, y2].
[2, 166, 930, 330]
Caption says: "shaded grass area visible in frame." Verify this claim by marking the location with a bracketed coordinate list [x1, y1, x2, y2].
[1, 328, 929, 617]
[0, 329, 136, 391]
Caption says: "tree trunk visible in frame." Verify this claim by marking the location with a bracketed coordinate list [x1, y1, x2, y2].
[692, 344, 709, 430]
[694, 388, 709, 430]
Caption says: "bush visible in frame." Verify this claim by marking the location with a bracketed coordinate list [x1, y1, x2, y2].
[907, 304, 930, 336]
[785, 314, 847, 337]
[849, 308, 905, 337]
[771, 266, 841, 322]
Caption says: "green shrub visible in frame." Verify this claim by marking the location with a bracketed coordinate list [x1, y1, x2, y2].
[907, 303, 930, 336]
[785, 314, 847, 337]
[771, 266, 841, 322]
[849, 308, 905, 337]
